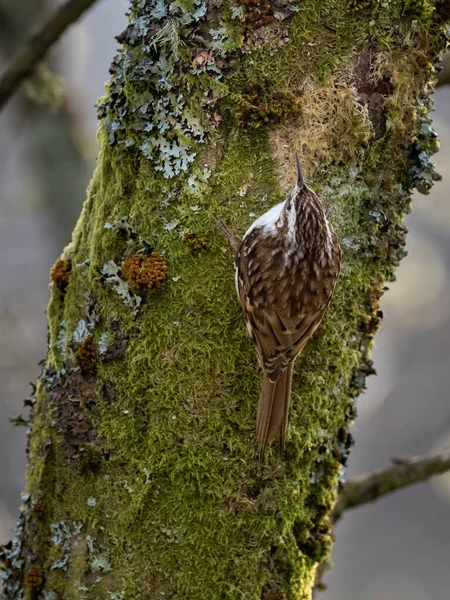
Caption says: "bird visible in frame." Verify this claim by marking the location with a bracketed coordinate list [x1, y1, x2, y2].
[235, 155, 341, 458]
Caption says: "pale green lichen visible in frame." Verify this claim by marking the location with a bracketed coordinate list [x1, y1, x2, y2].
[97, 0, 214, 178]
[101, 260, 142, 312]
[50, 521, 84, 571]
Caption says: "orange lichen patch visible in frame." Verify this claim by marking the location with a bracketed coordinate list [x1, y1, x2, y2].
[50, 257, 72, 291]
[183, 233, 209, 255]
[75, 335, 97, 375]
[238, 0, 275, 27]
[24, 565, 43, 594]
[31, 500, 45, 519]
[121, 253, 168, 294]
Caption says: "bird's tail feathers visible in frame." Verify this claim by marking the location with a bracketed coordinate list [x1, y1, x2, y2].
[256, 364, 293, 459]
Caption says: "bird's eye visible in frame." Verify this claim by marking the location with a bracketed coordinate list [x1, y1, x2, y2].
[287, 203, 292, 212]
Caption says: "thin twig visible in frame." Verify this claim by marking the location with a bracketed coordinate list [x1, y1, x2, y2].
[0, 0, 100, 110]
[334, 449, 450, 522]
[314, 451, 450, 592]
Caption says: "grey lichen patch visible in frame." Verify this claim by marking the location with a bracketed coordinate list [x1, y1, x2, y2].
[1, 493, 51, 599]
[108, 591, 125, 600]
[86, 535, 112, 574]
[97, 0, 306, 182]
[101, 259, 142, 312]
[101, 216, 169, 313]
[407, 85, 441, 195]
[0, 529, 24, 597]
[49, 293, 102, 375]
[97, 0, 213, 178]
[50, 521, 84, 571]
[98, 331, 115, 356]
[44, 525, 117, 595]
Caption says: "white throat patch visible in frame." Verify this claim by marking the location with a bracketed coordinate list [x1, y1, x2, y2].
[244, 201, 285, 238]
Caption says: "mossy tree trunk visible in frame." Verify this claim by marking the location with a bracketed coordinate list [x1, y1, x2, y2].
[1, 1, 448, 599]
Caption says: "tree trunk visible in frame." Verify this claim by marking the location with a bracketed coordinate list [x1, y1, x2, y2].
[1, 1, 448, 599]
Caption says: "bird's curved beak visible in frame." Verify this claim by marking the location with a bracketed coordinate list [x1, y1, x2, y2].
[296, 153, 304, 188]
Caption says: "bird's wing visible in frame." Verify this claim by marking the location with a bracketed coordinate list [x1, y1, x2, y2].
[248, 307, 325, 382]
[236, 239, 327, 381]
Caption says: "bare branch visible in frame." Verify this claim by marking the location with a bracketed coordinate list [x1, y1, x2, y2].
[334, 450, 450, 522]
[0, 0, 100, 110]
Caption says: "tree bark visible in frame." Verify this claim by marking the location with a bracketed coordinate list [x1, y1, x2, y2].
[1, 1, 448, 599]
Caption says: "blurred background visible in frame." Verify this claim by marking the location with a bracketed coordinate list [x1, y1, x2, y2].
[0, 2, 449, 598]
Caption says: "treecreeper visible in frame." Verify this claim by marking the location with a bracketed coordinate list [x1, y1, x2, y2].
[235, 156, 342, 458]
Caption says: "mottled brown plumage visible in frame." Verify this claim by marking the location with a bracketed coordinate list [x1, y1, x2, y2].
[235, 157, 341, 458]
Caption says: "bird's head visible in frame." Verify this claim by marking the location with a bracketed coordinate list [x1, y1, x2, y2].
[282, 155, 330, 251]
[284, 154, 309, 215]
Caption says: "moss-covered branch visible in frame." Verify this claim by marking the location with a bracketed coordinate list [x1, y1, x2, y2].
[0, 0, 100, 110]
[314, 449, 450, 593]
[0, 1, 448, 599]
